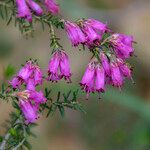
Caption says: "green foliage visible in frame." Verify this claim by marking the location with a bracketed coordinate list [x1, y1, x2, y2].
[4, 64, 15, 79]
[0, 0, 64, 37]
[42, 89, 86, 117]
[0, 110, 35, 150]
[0, 86, 85, 149]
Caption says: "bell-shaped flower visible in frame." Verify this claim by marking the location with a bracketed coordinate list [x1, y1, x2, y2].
[100, 52, 111, 76]
[60, 51, 71, 82]
[110, 62, 123, 87]
[44, 0, 59, 15]
[26, 0, 43, 16]
[19, 99, 39, 123]
[16, 0, 32, 22]
[95, 64, 105, 93]
[80, 62, 95, 98]
[65, 21, 86, 46]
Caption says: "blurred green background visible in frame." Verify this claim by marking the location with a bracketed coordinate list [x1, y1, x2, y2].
[0, 0, 150, 150]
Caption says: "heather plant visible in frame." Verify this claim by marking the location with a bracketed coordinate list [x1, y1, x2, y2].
[0, 0, 136, 149]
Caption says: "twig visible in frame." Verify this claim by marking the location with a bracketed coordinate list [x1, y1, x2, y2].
[0, 132, 10, 150]
[12, 138, 25, 150]
[0, 119, 21, 150]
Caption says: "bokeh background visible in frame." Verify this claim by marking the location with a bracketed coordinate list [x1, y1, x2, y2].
[0, 0, 150, 149]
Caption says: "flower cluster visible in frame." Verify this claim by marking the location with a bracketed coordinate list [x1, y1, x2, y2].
[65, 19, 107, 47]
[109, 33, 134, 59]
[16, 0, 59, 22]
[47, 50, 71, 83]
[9, 49, 72, 123]
[10, 61, 46, 123]
[8, 1, 135, 122]
[65, 18, 134, 98]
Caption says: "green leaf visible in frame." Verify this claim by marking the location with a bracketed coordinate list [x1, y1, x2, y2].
[58, 106, 65, 118]
[1, 83, 5, 94]
[46, 105, 57, 117]
[7, 14, 13, 26]
[12, 101, 20, 110]
[23, 140, 32, 150]
[4, 64, 15, 79]
[57, 91, 61, 102]
[72, 90, 79, 102]
[63, 90, 71, 102]
[0, 136, 3, 142]
[9, 128, 17, 137]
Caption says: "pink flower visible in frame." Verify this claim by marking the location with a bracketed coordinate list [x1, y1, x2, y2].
[95, 65, 105, 93]
[33, 65, 43, 85]
[116, 58, 132, 79]
[28, 90, 47, 104]
[110, 62, 123, 87]
[26, 0, 43, 16]
[100, 52, 111, 76]
[44, 0, 59, 15]
[16, 61, 43, 88]
[17, 89, 46, 123]
[48, 50, 71, 82]
[18, 61, 33, 81]
[26, 78, 36, 91]
[16, 0, 32, 22]
[19, 99, 39, 123]
[82, 24, 101, 44]
[60, 51, 71, 82]
[80, 62, 95, 98]
[85, 19, 107, 34]
[10, 76, 23, 89]
[110, 33, 134, 59]
[120, 64, 132, 79]
[48, 51, 60, 82]
[65, 21, 86, 46]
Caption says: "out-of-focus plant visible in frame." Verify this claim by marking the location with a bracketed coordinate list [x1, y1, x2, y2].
[0, 0, 137, 149]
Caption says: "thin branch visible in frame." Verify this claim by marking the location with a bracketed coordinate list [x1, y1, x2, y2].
[0, 132, 10, 150]
[12, 138, 25, 150]
[0, 119, 21, 150]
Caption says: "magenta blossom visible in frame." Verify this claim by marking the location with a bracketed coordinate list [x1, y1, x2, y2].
[18, 61, 43, 86]
[33, 65, 43, 85]
[19, 90, 46, 104]
[26, 78, 36, 91]
[65, 21, 86, 46]
[10, 76, 23, 89]
[18, 61, 33, 82]
[100, 52, 111, 76]
[95, 64, 105, 93]
[16, 0, 32, 22]
[28, 90, 47, 104]
[19, 99, 39, 123]
[82, 23, 101, 44]
[120, 63, 132, 79]
[26, 0, 43, 16]
[60, 51, 71, 82]
[11, 61, 43, 90]
[48, 51, 60, 82]
[116, 58, 132, 79]
[110, 62, 123, 87]
[17, 89, 46, 123]
[44, 0, 59, 15]
[80, 62, 95, 98]
[85, 19, 107, 34]
[48, 50, 71, 82]
[110, 33, 134, 59]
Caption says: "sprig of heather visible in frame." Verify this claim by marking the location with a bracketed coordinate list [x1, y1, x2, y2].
[0, 0, 136, 106]
[0, 0, 136, 149]
[64, 18, 135, 98]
